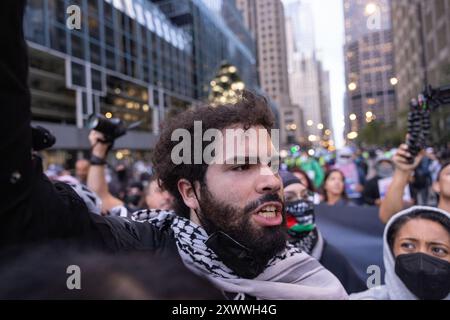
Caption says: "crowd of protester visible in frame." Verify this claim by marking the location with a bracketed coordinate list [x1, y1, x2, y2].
[282, 145, 449, 209]
[48, 140, 450, 218]
[0, 1, 449, 300]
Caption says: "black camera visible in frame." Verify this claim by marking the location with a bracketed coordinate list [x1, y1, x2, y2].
[32, 126, 56, 151]
[88, 114, 141, 143]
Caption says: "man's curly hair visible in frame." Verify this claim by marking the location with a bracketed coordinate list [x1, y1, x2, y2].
[152, 90, 275, 218]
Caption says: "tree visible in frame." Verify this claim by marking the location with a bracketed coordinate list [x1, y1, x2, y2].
[357, 120, 405, 148]
[208, 61, 245, 106]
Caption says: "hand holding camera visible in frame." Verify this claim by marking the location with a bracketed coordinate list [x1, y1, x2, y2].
[87, 114, 141, 163]
[392, 143, 423, 174]
[89, 130, 110, 161]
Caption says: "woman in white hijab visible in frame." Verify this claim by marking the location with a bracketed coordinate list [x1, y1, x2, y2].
[351, 206, 450, 300]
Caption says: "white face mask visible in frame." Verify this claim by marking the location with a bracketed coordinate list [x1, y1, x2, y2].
[337, 156, 351, 165]
[377, 165, 394, 178]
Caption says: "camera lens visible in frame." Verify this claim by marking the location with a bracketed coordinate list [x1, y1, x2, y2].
[87, 114, 99, 130]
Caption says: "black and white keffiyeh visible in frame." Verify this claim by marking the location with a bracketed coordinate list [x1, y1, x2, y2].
[132, 209, 348, 300]
[67, 182, 102, 215]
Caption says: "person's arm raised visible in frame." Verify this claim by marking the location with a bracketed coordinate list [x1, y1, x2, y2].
[0, 1, 34, 239]
[0, 1, 114, 247]
[87, 131, 124, 214]
[379, 144, 422, 223]
[0, 1, 162, 250]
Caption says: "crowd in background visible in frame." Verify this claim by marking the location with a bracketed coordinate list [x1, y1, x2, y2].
[45, 143, 449, 215]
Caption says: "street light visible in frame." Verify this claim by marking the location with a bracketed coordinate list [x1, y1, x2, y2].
[280, 150, 288, 158]
[317, 123, 324, 130]
[286, 124, 297, 131]
[390, 77, 398, 86]
[347, 131, 358, 140]
[365, 3, 378, 15]
[348, 82, 357, 91]
[308, 135, 317, 142]
[349, 113, 357, 121]
[306, 120, 314, 127]
[366, 111, 373, 118]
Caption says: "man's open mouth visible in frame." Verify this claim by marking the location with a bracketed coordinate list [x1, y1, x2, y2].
[251, 202, 283, 226]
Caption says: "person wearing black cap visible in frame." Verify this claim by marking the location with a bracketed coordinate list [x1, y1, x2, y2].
[280, 171, 366, 293]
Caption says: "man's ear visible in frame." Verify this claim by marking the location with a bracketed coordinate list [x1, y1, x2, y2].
[177, 179, 200, 211]
[432, 180, 440, 194]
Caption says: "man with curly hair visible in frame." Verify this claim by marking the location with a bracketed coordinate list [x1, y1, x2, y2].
[1, 0, 347, 300]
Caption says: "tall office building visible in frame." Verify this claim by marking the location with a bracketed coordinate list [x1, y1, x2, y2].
[318, 62, 332, 135]
[343, 0, 397, 137]
[285, 0, 315, 58]
[236, 0, 300, 146]
[284, 0, 332, 144]
[153, 0, 257, 99]
[391, 0, 450, 111]
[24, 0, 256, 164]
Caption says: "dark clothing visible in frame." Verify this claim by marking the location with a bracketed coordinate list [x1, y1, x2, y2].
[320, 241, 367, 294]
[363, 176, 417, 207]
[362, 176, 380, 206]
[321, 199, 355, 207]
[0, 1, 177, 259]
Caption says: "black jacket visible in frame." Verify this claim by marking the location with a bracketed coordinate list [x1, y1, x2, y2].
[320, 241, 367, 294]
[0, 1, 176, 257]
[362, 176, 381, 206]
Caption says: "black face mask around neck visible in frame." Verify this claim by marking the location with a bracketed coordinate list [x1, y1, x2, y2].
[395, 252, 450, 300]
[205, 231, 269, 279]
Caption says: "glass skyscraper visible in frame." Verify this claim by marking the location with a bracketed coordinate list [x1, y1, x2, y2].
[151, 0, 257, 99]
[24, 0, 257, 160]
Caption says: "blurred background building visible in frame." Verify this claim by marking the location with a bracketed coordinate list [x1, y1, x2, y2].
[29, 0, 450, 164]
[343, 0, 397, 141]
[390, 0, 450, 146]
[24, 0, 262, 165]
[284, 0, 332, 148]
[152, 0, 257, 99]
[235, 0, 301, 146]
[391, 0, 450, 109]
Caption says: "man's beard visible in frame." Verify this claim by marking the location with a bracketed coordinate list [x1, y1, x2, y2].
[196, 183, 287, 265]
